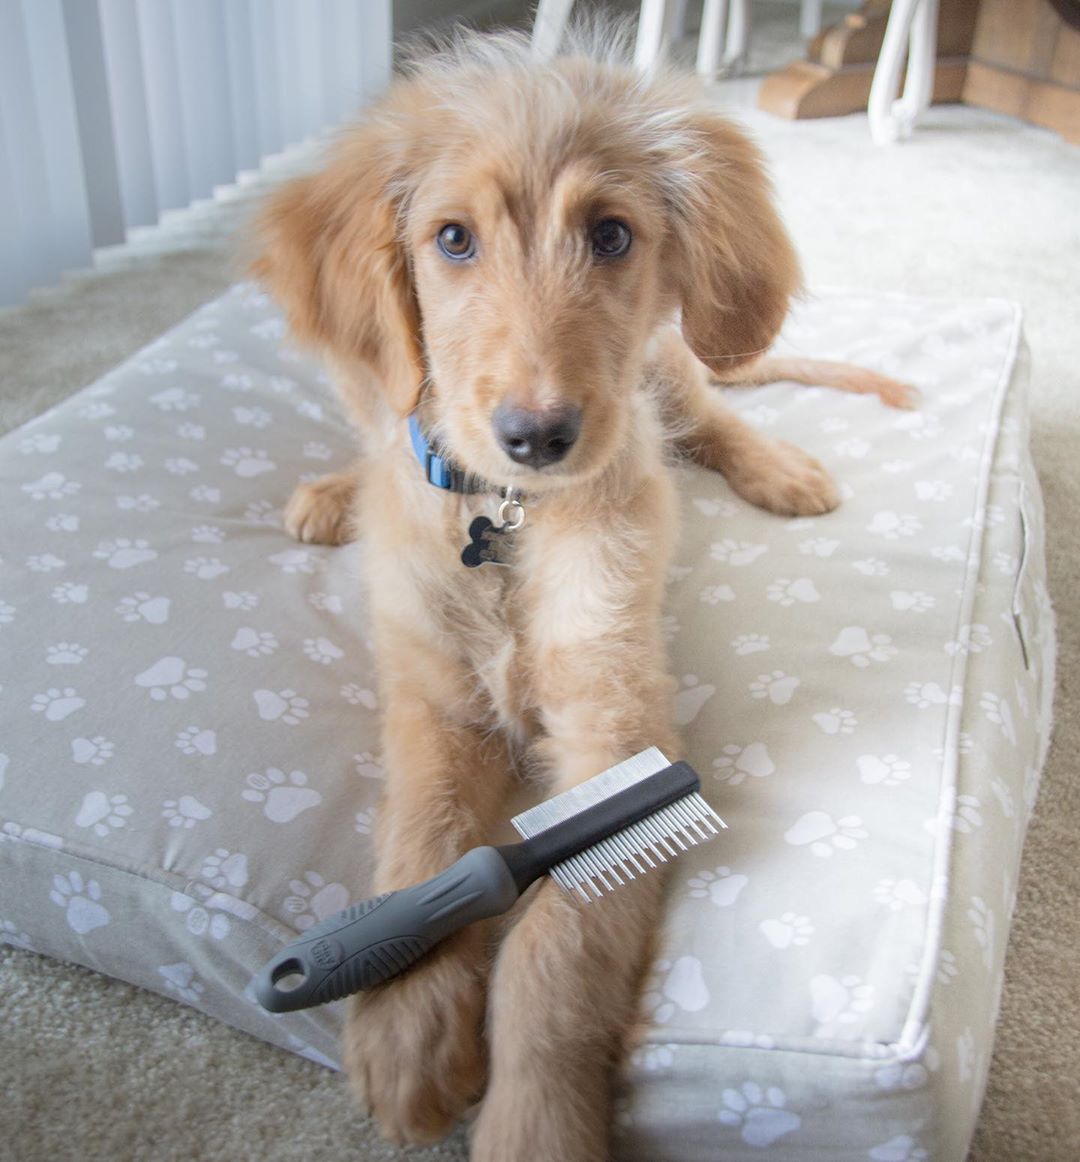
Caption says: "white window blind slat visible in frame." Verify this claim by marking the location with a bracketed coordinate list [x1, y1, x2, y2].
[16, 0, 94, 281]
[250, 1, 283, 160]
[0, 0, 391, 307]
[135, 0, 190, 213]
[172, 0, 235, 201]
[98, 0, 159, 229]
[60, 0, 125, 248]
[224, 0, 259, 174]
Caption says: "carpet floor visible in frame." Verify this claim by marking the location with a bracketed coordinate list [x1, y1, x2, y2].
[2, 12, 1078, 1162]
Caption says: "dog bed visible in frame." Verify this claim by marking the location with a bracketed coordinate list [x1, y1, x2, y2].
[0, 285, 1054, 1161]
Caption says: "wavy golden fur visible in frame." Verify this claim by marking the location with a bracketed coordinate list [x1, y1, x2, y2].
[252, 26, 912, 1160]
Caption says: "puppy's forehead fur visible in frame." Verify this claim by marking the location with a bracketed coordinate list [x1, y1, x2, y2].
[390, 45, 705, 235]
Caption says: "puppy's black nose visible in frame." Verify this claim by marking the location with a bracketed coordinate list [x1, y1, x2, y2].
[492, 405, 582, 468]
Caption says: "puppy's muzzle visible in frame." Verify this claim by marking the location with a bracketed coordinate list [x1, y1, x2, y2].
[492, 404, 582, 469]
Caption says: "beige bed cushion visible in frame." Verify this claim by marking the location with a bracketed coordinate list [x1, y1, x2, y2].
[0, 286, 1054, 1160]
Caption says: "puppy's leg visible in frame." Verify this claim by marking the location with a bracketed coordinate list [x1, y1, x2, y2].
[471, 543, 674, 1162]
[711, 354, 918, 410]
[652, 328, 840, 516]
[283, 466, 360, 545]
[344, 648, 511, 1145]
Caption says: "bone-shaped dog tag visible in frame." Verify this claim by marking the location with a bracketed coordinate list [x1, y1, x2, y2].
[461, 516, 515, 568]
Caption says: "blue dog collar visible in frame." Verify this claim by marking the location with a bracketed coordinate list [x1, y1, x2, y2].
[408, 413, 485, 494]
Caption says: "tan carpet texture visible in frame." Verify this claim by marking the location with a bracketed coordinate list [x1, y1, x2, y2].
[2, 17, 1078, 1162]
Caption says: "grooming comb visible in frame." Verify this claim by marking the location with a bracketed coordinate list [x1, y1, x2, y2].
[254, 748, 724, 1013]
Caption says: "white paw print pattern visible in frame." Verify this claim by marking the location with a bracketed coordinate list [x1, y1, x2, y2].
[70, 736, 114, 766]
[26, 553, 66, 572]
[712, 742, 775, 785]
[170, 891, 229, 941]
[232, 405, 272, 428]
[672, 675, 717, 726]
[945, 623, 993, 656]
[0, 599, 15, 626]
[303, 636, 344, 666]
[104, 451, 143, 473]
[980, 692, 1016, 744]
[282, 872, 349, 929]
[759, 913, 813, 949]
[46, 642, 87, 665]
[870, 1134, 930, 1161]
[353, 752, 385, 779]
[175, 727, 217, 756]
[749, 671, 800, 706]
[798, 536, 839, 558]
[50, 872, 110, 934]
[223, 590, 259, 611]
[309, 591, 344, 614]
[201, 849, 248, 889]
[253, 688, 308, 724]
[968, 897, 996, 970]
[244, 499, 279, 526]
[686, 867, 749, 908]
[731, 633, 769, 655]
[22, 471, 81, 500]
[221, 447, 276, 477]
[829, 626, 897, 667]
[699, 583, 735, 605]
[267, 548, 321, 574]
[191, 524, 225, 544]
[341, 684, 378, 709]
[45, 513, 79, 532]
[766, 577, 820, 606]
[115, 592, 170, 624]
[857, 754, 910, 786]
[162, 796, 213, 828]
[354, 807, 377, 835]
[183, 556, 230, 580]
[810, 973, 875, 1027]
[93, 538, 157, 569]
[867, 511, 922, 539]
[785, 811, 868, 856]
[75, 791, 133, 837]
[158, 962, 205, 1005]
[242, 768, 322, 822]
[642, 956, 710, 1023]
[710, 539, 767, 566]
[230, 627, 279, 657]
[874, 878, 927, 911]
[31, 687, 85, 722]
[718, 1082, 801, 1148]
[812, 708, 857, 735]
[891, 590, 935, 612]
[0, 920, 33, 950]
[852, 557, 890, 577]
[134, 657, 207, 701]
[905, 681, 961, 710]
[19, 432, 61, 454]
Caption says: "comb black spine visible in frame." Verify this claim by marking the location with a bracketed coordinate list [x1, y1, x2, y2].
[495, 761, 699, 893]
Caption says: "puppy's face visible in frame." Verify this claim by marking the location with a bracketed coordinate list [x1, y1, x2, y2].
[407, 144, 669, 487]
[253, 43, 800, 488]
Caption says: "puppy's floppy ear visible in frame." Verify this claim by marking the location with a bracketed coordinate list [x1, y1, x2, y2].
[665, 112, 801, 374]
[250, 114, 424, 417]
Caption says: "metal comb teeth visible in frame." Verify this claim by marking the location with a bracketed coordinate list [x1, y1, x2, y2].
[510, 749, 727, 903]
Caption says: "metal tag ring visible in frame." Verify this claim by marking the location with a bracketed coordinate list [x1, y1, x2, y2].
[497, 497, 526, 530]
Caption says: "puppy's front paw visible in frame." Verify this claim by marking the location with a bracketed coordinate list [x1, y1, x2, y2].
[343, 937, 487, 1145]
[728, 440, 840, 517]
[283, 471, 357, 545]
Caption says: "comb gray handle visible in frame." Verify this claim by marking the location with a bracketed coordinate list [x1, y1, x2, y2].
[254, 846, 519, 1013]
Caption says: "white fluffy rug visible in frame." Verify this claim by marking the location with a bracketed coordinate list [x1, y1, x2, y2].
[3, 12, 1079, 1161]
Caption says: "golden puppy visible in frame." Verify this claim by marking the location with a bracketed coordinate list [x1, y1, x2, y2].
[253, 28, 910, 1161]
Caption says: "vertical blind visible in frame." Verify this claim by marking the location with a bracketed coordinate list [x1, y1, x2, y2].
[0, 0, 392, 308]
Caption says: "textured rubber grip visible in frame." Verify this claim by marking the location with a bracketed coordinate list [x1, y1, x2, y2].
[254, 846, 520, 1013]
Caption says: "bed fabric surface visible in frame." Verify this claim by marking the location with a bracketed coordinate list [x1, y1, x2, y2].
[0, 285, 1054, 1161]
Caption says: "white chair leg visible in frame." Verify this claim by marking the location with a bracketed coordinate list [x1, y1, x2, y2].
[671, 0, 690, 41]
[634, 0, 672, 73]
[800, 0, 824, 40]
[868, 0, 939, 144]
[723, 0, 750, 70]
[531, 0, 574, 62]
[696, 0, 730, 79]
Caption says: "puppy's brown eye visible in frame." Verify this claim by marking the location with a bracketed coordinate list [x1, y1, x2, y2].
[437, 223, 475, 260]
[591, 218, 631, 259]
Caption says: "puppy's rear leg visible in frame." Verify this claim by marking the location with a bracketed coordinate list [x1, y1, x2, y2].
[283, 466, 359, 545]
[651, 328, 840, 517]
